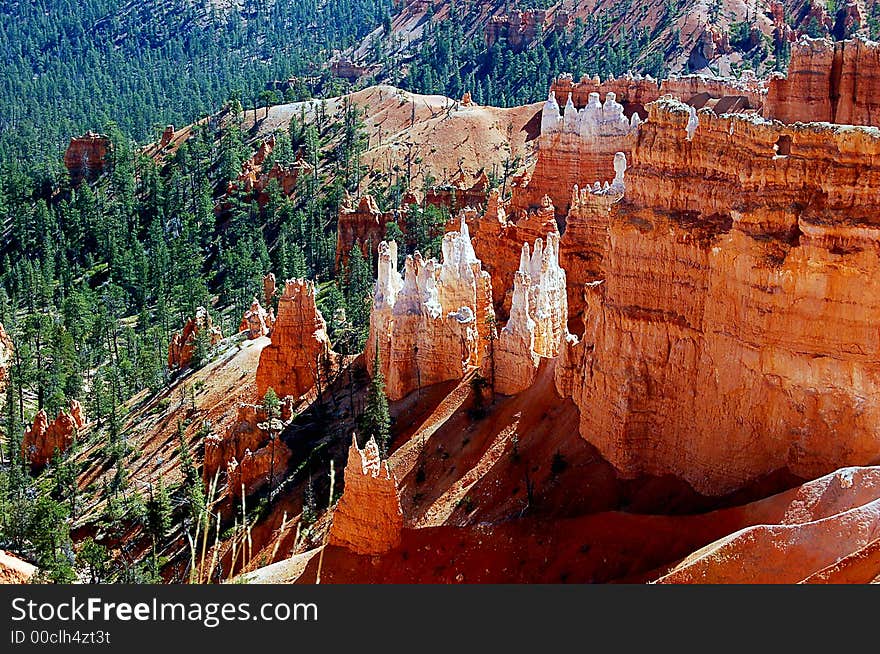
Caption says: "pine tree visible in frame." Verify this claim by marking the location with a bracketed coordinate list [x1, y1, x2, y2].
[344, 245, 373, 349]
[263, 387, 281, 419]
[361, 344, 391, 456]
[146, 476, 172, 542]
[177, 420, 204, 527]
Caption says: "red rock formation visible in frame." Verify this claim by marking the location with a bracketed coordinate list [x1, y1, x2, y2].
[21, 400, 86, 469]
[555, 96, 880, 495]
[513, 86, 638, 217]
[550, 72, 765, 120]
[485, 10, 556, 53]
[225, 135, 308, 206]
[263, 273, 277, 306]
[465, 191, 561, 321]
[227, 438, 293, 499]
[519, 72, 764, 218]
[204, 404, 268, 485]
[255, 279, 332, 400]
[64, 132, 111, 186]
[238, 298, 273, 339]
[764, 36, 880, 126]
[331, 58, 369, 82]
[559, 153, 627, 326]
[366, 217, 497, 401]
[328, 436, 403, 555]
[657, 467, 880, 583]
[425, 170, 490, 213]
[204, 399, 296, 496]
[160, 125, 175, 148]
[0, 322, 12, 395]
[489, 230, 569, 395]
[336, 195, 393, 272]
[0, 550, 36, 584]
[168, 307, 222, 370]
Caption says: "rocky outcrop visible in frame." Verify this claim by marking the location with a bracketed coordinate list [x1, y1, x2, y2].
[226, 135, 309, 205]
[21, 400, 86, 469]
[764, 36, 880, 126]
[0, 550, 36, 584]
[0, 323, 12, 395]
[425, 171, 490, 214]
[205, 400, 296, 495]
[513, 86, 638, 217]
[227, 438, 293, 499]
[336, 195, 393, 272]
[64, 132, 111, 186]
[328, 436, 403, 555]
[263, 273, 277, 306]
[517, 72, 765, 219]
[657, 467, 880, 583]
[238, 298, 274, 339]
[558, 153, 627, 324]
[555, 96, 880, 495]
[167, 307, 222, 370]
[485, 10, 563, 53]
[492, 270, 538, 395]
[491, 231, 568, 395]
[466, 191, 559, 321]
[366, 217, 497, 401]
[255, 279, 332, 401]
[331, 58, 368, 82]
[549, 72, 765, 119]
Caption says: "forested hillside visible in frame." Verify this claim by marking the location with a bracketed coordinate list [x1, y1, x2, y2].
[0, 0, 392, 177]
[344, 0, 880, 108]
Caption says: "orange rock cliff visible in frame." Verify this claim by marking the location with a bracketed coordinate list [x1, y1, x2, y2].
[63, 132, 111, 186]
[764, 36, 880, 126]
[358, 36, 880, 498]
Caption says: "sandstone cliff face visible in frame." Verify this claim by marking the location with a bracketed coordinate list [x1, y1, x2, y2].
[0, 323, 12, 395]
[513, 86, 638, 217]
[263, 273, 277, 306]
[366, 218, 496, 401]
[167, 307, 222, 370]
[424, 171, 490, 214]
[225, 134, 309, 206]
[227, 438, 293, 499]
[555, 96, 880, 495]
[21, 400, 86, 469]
[255, 279, 332, 401]
[764, 36, 880, 126]
[467, 191, 564, 321]
[328, 436, 403, 555]
[515, 71, 764, 218]
[558, 153, 626, 324]
[205, 400, 296, 498]
[64, 132, 111, 186]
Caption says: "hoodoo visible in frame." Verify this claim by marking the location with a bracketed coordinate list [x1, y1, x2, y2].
[329, 436, 403, 555]
[255, 279, 333, 401]
[21, 400, 86, 469]
[366, 217, 496, 401]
